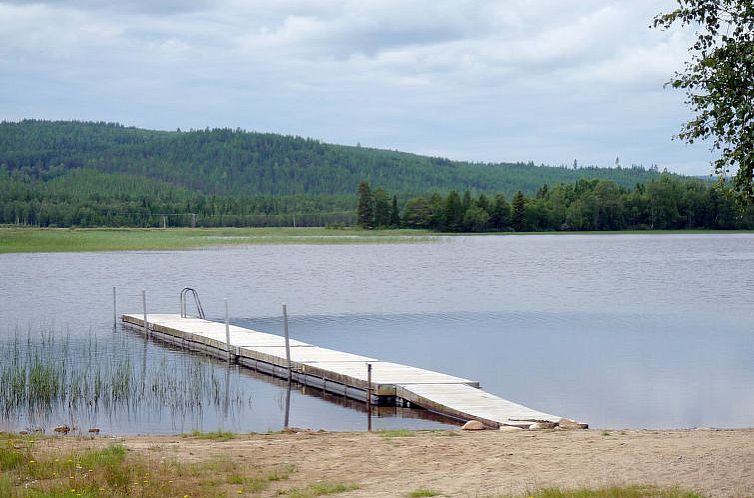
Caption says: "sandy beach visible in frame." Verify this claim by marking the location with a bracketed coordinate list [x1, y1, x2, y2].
[31, 428, 754, 497]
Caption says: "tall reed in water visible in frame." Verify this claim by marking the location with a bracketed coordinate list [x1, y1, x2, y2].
[0, 325, 249, 430]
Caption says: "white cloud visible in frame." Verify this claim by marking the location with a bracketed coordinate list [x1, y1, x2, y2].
[0, 0, 714, 175]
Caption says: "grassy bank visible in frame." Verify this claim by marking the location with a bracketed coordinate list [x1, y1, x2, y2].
[0, 227, 436, 253]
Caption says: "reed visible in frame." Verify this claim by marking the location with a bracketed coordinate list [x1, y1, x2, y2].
[0, 326, 251, 432]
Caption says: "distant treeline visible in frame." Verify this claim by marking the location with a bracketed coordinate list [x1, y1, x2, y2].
[2, 120, 666, 200]
[2, 119, 748, 230]
[0, 167, 355, 227]
[357, 177, 754, 232]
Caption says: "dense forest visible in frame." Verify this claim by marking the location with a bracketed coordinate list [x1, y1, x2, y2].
[357, 177, 754, 231]
[2, 119, 747, 230]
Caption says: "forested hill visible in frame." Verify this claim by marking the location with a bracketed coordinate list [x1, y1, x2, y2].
[1, 120, 666, 198]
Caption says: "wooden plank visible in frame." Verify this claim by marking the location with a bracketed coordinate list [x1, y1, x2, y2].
[120, 313, 575, 428]
[243, 346, 377, 366]
[396, 383, 560, 428]
[301, 361, 477, 387]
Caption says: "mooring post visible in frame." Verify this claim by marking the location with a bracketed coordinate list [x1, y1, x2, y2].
[367, 363, 373, 432]
[284, 380, 292, 429]
[224, 298, 232, 363]
[141, 289, 148, 336]
[112, 286, 117, 328]
[283, 304, 292, 382]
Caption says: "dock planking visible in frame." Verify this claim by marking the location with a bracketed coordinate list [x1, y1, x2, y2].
[122, 313, 578, 428]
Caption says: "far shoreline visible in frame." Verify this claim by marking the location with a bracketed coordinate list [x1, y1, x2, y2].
[1, 226, 753, 253]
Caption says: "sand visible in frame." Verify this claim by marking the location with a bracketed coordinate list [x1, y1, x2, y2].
[74, 428, 754, 497]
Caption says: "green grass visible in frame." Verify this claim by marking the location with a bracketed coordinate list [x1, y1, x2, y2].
[409, 489, 442, 497]
[281, 481, 360, 497]
[0, 432, 299, 497]
[0, 449, 23, 471]
[0, 475, 11, 497]
[509, 486, 705, 498]
[0, 227, 436, 253]
[377, 429, 417, 438]
[182, 430, 236, 441]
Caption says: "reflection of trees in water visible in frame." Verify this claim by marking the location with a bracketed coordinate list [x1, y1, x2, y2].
[0, 327, 252, 432]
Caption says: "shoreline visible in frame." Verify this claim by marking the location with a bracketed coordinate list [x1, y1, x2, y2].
[2, 226, 753, 254]
[5, 428, 753, 497]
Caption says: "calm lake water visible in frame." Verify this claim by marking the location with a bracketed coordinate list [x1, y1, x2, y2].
[1, 234, 753, 434]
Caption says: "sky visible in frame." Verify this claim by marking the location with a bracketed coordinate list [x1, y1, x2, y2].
[0, 0, 716, 176]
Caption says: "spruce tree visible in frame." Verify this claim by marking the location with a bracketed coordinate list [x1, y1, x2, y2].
[444, 190, 464, 232]
[373, 187, 391, 228]
[357, 181, 374, 228]
[390, 195, 401, 227]
[512, 190, 526, 232]
[490, 193, 511, 231]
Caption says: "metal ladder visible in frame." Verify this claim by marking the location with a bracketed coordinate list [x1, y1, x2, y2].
[180, 287, 205, 319]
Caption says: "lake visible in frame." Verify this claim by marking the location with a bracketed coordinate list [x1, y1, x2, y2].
[1, 233, 753, 434]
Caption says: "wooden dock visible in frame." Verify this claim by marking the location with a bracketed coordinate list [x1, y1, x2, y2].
[122, 313, 583, 429]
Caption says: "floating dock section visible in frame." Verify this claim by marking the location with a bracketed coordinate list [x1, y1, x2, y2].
[122, 314, 582, 429]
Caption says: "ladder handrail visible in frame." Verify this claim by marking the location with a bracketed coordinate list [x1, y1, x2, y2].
[180, 287, 205, 319]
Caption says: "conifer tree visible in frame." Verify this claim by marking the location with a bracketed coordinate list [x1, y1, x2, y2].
[390, 195, 400, 227]
[512, 190, 527, 232]
[490, 193, 511, 231]
[373, 187, 391, 227]
[357, 181, 374, 228]
[444, 190, 464, 232]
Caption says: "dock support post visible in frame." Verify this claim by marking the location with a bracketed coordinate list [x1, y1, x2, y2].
[141, 290, 148, 336]
[367, 363, 373, 432]
[283, 304, 291, 382]
[284, 380, 292, 429]
[112, 286, 117, 329]
[224, 298, 232, 363]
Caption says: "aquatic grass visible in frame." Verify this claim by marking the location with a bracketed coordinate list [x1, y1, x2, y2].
[0, 227, 437, 253]
[0, 326, 251, 433]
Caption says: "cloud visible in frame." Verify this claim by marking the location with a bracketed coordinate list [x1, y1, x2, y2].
[0, 0, 713, 174]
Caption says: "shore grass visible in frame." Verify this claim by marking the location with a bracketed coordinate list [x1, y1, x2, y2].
[378, 429, 417, 438]
[182, 430, 236, 441]
[0, 227, 436, 253]
[509, 486, 704, 498]
[0, 433, 302, 497]
[2, 226, 751, 254]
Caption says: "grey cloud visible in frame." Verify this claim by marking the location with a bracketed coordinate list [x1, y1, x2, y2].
[0, 0, 712, 175]
[0, 0, 212, 14]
